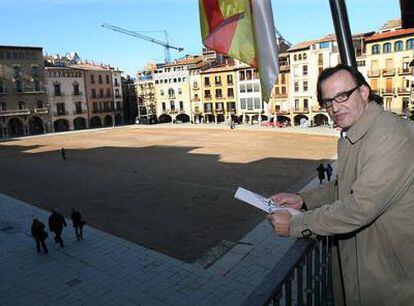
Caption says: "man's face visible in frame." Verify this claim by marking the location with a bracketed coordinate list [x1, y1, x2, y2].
[321, 70, 369, 129]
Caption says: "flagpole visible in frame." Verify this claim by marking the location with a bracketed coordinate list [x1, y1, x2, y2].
[329, 0, 357, 68]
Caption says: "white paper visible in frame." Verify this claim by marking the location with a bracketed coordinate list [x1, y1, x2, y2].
[234, 187, 300, 215]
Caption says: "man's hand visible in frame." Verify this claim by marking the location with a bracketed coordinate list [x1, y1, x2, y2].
[266, 210, 292, 237]
[269, 193, 304, 210]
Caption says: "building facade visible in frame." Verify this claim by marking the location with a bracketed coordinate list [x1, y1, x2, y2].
[200, 63, 237, 123]
[365, 26, 414, 116]
[45, 66, 88, 131]
[0, 45, 50, 138]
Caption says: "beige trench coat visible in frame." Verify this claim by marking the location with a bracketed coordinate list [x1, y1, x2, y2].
[290, 102, 414, 306]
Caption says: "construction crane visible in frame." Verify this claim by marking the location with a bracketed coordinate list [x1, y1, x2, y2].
[101, 23, 184, 63]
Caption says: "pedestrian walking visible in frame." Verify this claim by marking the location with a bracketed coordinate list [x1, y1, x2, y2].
[326, 163, 333, 182]
[31, 218, 48, 254]
[71, 209, 85, 240]
[61, 147, 66, 160]
[316, 163, 326, 184]
[48, 209, 67, 247]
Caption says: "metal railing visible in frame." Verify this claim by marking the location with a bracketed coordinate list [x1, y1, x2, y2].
[242, 237, 334, 306]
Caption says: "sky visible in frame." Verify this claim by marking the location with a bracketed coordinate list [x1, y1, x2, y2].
[0, 0, 402, 76]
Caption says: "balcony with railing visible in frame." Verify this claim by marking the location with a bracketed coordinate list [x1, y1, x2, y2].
[381, 88, 394, 95]
[53, 111, 69, 116]
[73, 91, 83, 96]
[382, 68, 395, 76]
[397, 87, 410, 94]
[367, 69, 380, 77]
[0, 109, 31, 117]
[34, 107, 49, 114]
[294, 107, 309, 114]
[398, 67, 413, 75]
[242, 237, 334, 306]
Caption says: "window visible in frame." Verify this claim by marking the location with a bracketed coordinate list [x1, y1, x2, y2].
[114, 79, 119, 86]
[91, 75, 95, 84]
[246, 83, 253, 93]
[214, 75, 221, 85]
[227, 102, 235, 111]
[115, 89, 120, 97]
[13, 66, 21, 78]
[319, 42, 329, 49]
[227, 88, 234, 97]
[178, 88, 182, 95]
[75, 102, 82, 114]
[160, 89, 164, 96]
[294, 54, 297, 61]
[304, 99, 309, 111]
[170, 101, 175, 111]
[168, 88, 175, 97]
[56, 103, 65, 115]
[240, 84, 246, 93]
[91, 89, 96, 98]
[106, 88, 111, 97]
[93, 102, 98, 113]
[179, 101, 184, 111]
[0, 80, 3, 93]
[403, 97, 409, 114]
[227, 74, 233, 85]
[239, 71, 245, 81]
[246, 70, 252, 80]
[215, 88, 222, 98]
[295, 99, 299, 111]
[32, 66, 39, 77]
[281, 73, 286, 84]
[254, 97, 260, 109]
[318, 53, 324, 66]
[99, 89, 104, 98]
[205, 89, 211, 99]
[34, 80, 40, 91]
[253, 83, 260, 92]
[1, 102, 6, 111]
[54, 83, 61, 96]
[298, 54, 302, 60]
[240, 98, 246, 109]
[394, 41, 403, 52]
[73, 83, 80, 95]
[162, 102, 166, 111]
[98, 75, 102, 84]
[303, 65, 308, 76]
[294, 82, 299, 92]
[204, 77, 210, 86]
[18, 101, 26, 110]
[204, 102, 212, 112]
[372, 44, 380, 54]
[383, 43, 391, 53]
[303, 81, 308, 91]
[407, 39, 414, 50]
[216, 102, 224, 111]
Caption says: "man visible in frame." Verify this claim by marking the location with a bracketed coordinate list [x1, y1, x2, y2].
[267, 64, 414, 306]
[48, 209, 67, 247]
[71, 209, 85, 240]
[31, 218, 48, 254]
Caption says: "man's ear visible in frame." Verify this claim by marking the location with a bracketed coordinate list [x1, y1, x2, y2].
[359, 84, 370, 103]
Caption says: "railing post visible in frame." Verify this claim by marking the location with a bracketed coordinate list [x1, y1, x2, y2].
[306, 250, 313, 306]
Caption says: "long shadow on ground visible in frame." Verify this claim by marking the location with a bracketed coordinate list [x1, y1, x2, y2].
[0, 144, 332, 262]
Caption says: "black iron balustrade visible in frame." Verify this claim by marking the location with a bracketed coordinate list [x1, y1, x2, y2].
[242, 237, 334, 306]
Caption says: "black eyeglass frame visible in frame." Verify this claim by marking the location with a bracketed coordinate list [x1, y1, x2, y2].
[320, 85, 361, 109]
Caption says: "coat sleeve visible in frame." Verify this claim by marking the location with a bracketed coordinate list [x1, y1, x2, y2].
[290, 133, 413, 238]
[299, 182, 336, 210]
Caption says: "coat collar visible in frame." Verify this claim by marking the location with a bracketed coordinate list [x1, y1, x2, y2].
[345, 101, 384, 144]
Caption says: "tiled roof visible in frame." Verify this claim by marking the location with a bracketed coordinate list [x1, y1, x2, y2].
[163, 57, 203, 67]
[365, 28, 414, 42]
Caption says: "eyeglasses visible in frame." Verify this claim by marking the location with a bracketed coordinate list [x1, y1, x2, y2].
[320, 85, 360, 109]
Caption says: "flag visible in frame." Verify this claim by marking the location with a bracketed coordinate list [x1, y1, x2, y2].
[199, 0, 279, 102]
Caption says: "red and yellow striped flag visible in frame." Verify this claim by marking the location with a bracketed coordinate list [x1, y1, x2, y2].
[199, 0, 279, 102]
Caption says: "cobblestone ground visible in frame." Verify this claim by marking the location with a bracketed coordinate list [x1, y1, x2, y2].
[0, 125, 338, 305]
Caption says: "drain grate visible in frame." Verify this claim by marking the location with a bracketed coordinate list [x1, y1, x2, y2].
[66, 278, 82, 287]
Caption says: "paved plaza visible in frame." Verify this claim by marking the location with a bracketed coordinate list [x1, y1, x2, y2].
[0, 125, 338, 305]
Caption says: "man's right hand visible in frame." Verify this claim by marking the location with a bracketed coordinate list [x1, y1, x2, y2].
[269, 193, 304, 210]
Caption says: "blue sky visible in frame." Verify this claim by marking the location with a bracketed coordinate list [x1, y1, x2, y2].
[1, 0, 401, 76]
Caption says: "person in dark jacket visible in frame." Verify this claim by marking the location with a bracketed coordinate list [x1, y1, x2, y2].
[325, 163, 333, 182]
[316, 163, 326, 184]
[71, 209, 85, 240]
[48, 209, 67, 247]
[31, 218, 48, 253]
